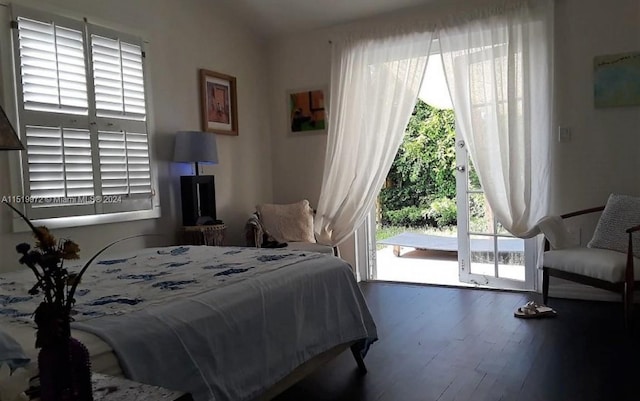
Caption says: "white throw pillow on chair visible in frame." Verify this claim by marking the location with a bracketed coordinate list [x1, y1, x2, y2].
[257, 200, 316, 244]
[587, 193, 640, 258]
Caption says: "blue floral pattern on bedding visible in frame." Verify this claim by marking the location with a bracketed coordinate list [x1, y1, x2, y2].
[0, 246, 321, 326]
[97, 258, 135, 265]
[0, 295, 32, 306]
[88, 296, 144, 306]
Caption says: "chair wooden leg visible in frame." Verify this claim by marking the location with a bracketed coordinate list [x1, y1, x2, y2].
[542, 267, 549, 305]
[623, 283, 633, 331]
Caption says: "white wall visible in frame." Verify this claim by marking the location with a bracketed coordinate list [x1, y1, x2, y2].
[0, 0, 273, 272]
[267, 0, 640, 289]
[552, 0, 640, 212]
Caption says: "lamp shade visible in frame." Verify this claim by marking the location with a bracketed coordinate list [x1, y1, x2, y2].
[0, 105, 23, 151]
[173, 131, 218, 164]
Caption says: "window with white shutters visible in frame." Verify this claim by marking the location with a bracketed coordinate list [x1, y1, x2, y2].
[11, 6, 156, 223]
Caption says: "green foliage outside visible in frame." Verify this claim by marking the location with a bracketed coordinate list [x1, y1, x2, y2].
[375, 102, 523, 265]
[378, 100, 480, 230]
[379, 100, 455, 228]
[384, 206, 425, 227]
[426, 197, 457, 227]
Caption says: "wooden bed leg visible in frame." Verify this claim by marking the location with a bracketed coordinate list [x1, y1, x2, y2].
[350, 346, 368, 374]
[393, 245, 401, 257]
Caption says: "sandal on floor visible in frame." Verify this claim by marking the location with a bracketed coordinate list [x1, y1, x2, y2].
[514, 301, 557, 319]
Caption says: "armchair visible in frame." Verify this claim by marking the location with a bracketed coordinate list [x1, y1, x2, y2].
[542, 194, 640, 328]
[245, 200, 337, 256]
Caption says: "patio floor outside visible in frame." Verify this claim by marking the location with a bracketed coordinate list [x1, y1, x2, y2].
[374, 244, 525, 288]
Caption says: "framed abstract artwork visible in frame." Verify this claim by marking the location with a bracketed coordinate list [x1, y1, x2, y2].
[200, 69, 238, 135]
[288, 88, 327, 134]
[594, 52, 640, 108]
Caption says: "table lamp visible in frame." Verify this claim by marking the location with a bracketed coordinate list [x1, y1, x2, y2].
[173, 131, 220, 226]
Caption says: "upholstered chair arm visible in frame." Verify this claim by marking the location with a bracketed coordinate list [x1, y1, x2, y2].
[542, 206, 605, 251]
[245, 213, 264, 247]
[624, 226, 640, 283]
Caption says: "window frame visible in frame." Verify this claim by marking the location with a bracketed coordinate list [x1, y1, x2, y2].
[5, 4, 160, 230]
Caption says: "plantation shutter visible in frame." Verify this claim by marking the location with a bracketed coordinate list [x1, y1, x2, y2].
[11, 6, 155, 221]
[97, 130, 151, 196]
[13, 11, 95, 218]
[89, 26, 152, 200]
[91, 35, 146, 120]
[16, 17, 88, 115]
[26, 126, 94, 202]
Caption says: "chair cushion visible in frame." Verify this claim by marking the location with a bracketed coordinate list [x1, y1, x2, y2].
[587, 193, 640, 257]
[544, 247, 640, 283]
[256, 200, 316, 244]
[285, 242, 334, 254]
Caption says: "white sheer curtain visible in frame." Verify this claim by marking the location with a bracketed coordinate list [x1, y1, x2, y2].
[314, 30, 433, 246]
[439, 0, 554, 237]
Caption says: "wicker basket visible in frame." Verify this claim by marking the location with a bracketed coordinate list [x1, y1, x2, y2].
[180, 224, 226, 246]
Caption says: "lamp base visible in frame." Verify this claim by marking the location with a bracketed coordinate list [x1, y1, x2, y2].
[180, 175, 216, 226]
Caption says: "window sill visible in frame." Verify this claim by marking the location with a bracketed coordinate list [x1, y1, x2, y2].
[11, 206, 162, 232]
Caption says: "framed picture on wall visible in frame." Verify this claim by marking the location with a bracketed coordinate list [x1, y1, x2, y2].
[594, 52, 640, 108]
[200, 69, 238, 135]
[288, 88, 327, 134]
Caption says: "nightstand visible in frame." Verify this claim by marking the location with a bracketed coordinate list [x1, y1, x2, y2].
[180, 224, 227, 246]
[92, 373, 193, 400]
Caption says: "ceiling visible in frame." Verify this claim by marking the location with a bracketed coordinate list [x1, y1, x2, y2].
[217, 0, 439, 38]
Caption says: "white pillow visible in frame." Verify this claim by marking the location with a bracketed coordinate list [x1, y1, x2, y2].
[257, 200, 316, 243]
[587, 193, 640, 257]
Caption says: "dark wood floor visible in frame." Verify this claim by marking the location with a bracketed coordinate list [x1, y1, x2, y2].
[274, 282, 640, 401]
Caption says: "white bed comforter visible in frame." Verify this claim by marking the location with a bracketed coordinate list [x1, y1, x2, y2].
[0, 246, 378, 401]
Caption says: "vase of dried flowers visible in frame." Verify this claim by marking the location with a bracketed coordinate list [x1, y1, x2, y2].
[6, 202, 94, 401]
[34, 303, 92, 401]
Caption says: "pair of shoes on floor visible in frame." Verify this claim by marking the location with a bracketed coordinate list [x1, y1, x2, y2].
[514, 301, 557, 319]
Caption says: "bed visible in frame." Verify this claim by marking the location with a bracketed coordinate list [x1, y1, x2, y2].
[0, 245, 378, 401]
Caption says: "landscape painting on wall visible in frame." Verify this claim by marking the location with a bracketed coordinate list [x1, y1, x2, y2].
[594, 52, 640, 108]
[289, 89, 326, 134]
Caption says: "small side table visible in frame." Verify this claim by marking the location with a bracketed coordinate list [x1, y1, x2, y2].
[180, 224, 227, 246]
[92, 373, 193, 401]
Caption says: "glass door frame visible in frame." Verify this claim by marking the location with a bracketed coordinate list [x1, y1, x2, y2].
[455, 134, 536, 291]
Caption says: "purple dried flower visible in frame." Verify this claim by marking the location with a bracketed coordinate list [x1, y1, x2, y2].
[16, 242, 30, 254]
